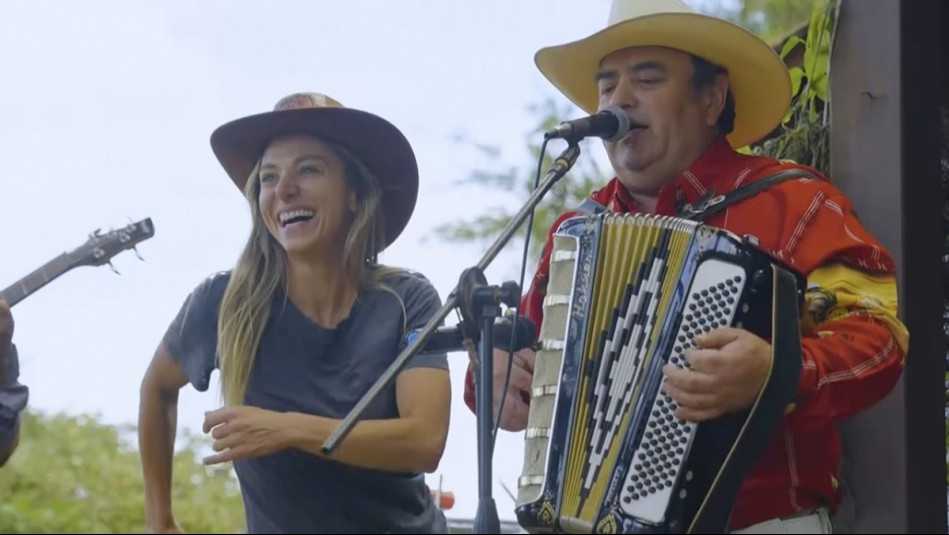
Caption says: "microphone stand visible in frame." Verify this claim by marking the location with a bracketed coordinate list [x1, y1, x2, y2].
[321, 141, 582, 534]
[459, 269, 520, 534]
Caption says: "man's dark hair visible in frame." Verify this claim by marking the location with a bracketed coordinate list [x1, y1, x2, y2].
[690, 54, 735, 136]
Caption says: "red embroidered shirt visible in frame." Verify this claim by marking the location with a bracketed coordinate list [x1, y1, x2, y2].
[462, 137, 908, 531]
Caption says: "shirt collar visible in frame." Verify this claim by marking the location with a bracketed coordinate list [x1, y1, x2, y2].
[595, 136, 749, 216]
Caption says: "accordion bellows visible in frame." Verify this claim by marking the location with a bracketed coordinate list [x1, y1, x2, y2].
[515, 213, 806, 534]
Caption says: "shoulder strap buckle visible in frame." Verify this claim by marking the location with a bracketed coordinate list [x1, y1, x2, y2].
[679, 191, 725, 220]
[677, 167, 820, 221]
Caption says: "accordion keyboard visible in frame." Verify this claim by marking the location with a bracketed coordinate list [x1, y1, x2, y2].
[619, 258, 747, 522]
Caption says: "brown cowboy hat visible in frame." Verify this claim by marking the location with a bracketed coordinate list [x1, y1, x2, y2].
[534, 0, 791, 149]
[210, 92, 419, 252]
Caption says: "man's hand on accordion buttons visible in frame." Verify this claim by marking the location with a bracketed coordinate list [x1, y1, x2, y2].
[493, 347, 535, 432]
[661, 327, 771, 422]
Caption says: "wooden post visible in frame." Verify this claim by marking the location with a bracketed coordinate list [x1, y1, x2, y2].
[830, 0, 946, 532]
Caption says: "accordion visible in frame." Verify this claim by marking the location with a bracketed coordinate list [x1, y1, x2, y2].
[515, 212, 805, 534]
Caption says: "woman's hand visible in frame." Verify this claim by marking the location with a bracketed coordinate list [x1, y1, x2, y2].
[201, 406, 292, 465]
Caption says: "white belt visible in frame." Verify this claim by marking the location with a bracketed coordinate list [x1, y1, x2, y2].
[730, 508, 832, 534]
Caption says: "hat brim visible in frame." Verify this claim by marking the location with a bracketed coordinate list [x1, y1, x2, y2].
[534, 12, 791, 148]
[210, 107, 419, 253]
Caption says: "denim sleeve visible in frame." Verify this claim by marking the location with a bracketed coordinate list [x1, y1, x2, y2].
[162, 273, 229, 392]
[0, 344, 29, 453]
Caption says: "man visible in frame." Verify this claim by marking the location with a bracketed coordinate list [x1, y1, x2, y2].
[0, 299, 28, 467]
[463, 0, 908, 533]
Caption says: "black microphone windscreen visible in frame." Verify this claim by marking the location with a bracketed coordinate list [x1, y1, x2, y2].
[492, 316, 536, 351]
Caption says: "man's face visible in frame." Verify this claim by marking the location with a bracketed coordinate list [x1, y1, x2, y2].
[596, 46, 727, 197]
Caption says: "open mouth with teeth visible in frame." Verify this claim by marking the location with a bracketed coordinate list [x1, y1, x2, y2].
[279, 208, 315, 228]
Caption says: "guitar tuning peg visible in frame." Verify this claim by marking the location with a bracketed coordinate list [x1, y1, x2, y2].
[133, 246, 144, 261]
[109, 261, 121, 276]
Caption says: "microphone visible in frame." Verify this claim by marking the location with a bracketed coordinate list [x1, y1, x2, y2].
[404, 315, 536, 355]
[544, 106, 633, 142]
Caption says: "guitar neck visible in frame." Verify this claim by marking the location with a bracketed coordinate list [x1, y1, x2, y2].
[0, 252, 76, 307]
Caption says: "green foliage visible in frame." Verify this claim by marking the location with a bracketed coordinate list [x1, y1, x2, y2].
[0, 409, 246, 534]
[699, 0, 824, 44]
[431, 98, 608, 266]
[748, 0, 838, 175]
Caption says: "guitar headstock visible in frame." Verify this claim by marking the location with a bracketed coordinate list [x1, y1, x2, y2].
[72, 218, 156, 268]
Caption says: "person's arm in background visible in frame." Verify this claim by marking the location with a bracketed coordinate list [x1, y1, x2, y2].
[0, 299, 29, 467]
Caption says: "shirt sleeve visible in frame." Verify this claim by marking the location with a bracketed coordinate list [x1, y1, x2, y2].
[0, 344, 29, 459]
[775, 181, 908, 425]
[162, 273, 229, 392]
[399, 272, 450, 373]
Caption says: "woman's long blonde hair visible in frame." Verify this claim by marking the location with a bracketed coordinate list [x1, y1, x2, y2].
[216, 137, 404, 407]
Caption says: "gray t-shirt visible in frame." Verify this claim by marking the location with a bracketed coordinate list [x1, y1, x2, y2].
[162, 269, 450, 534]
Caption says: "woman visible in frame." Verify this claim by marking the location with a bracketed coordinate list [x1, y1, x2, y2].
[138, 93, 452, 534]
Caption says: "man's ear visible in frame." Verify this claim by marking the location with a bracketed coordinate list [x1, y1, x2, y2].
[704, 74, 730, 127]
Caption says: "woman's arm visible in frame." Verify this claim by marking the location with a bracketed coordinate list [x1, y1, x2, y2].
[138, 343, 189, 534]
[286, 366, 451, 473]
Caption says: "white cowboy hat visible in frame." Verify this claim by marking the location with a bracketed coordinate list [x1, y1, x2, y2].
[534, 0, 791, 148]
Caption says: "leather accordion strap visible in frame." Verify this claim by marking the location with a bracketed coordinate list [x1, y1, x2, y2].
[574, 167, 820, 221]
[676, 167, 820, 221]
